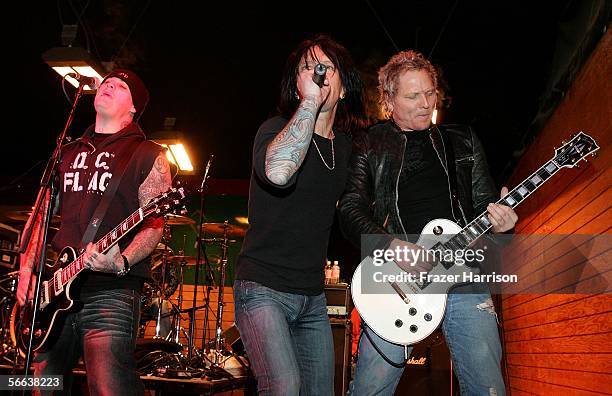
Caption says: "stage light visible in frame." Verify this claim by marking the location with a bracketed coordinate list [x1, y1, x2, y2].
[234, 216, 249, 225]
[42, 46, 105, 93]
[154, 139, 195, 172]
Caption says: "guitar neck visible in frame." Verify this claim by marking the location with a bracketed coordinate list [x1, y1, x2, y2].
[442, 157, 562, 252]
[60, 208, 145, 286]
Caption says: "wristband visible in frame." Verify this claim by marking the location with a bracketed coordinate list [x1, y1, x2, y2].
[117, 254, 130, 277]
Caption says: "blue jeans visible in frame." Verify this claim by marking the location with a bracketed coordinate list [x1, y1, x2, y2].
[349, 284, 505, 396]
[233, 280, 334, 395]
[33, 289, 143, 396]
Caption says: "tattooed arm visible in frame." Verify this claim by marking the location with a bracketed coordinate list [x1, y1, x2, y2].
[84, 152, 172, 273]
[264, 97, 320, 185]
[16, 189, 60, 305]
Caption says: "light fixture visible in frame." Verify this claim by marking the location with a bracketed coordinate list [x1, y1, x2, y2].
[42, 46, 105, 93]
[234, 216, 249, 225]
[154, 139, 195, 172]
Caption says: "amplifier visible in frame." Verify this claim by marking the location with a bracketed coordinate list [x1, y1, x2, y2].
[324, 283, 352, 317]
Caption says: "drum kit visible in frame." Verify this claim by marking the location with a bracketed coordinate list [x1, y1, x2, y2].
[0, 209, 249, 378]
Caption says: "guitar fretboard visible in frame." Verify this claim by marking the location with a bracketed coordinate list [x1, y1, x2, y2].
[435, 158, 562, 263]
[53, 209, 145, 292]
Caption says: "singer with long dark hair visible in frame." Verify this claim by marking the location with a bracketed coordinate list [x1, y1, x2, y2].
[234, 35, 367, 394]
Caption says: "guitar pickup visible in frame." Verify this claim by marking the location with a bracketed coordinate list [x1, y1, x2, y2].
[40, 281, 50, 309]
[53, 271, 63, 296]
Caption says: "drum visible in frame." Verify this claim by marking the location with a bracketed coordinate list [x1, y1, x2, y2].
[0, 270, 18, 297]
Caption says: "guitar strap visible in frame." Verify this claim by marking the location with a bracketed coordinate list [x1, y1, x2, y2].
[79, 139, 146, 250]
[431, 125, 466, 227]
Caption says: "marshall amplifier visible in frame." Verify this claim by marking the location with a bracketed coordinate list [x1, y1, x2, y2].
[395, 329, 459, 395]
[324, 283, 352, 317]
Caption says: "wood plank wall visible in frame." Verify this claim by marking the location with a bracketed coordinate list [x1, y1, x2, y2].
[500, 30, 611, 394]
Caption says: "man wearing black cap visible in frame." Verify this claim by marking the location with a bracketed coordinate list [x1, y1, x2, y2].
[17, 69, 172, 395]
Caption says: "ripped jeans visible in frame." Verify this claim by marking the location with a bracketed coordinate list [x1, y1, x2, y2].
[349, 283, 505, 396]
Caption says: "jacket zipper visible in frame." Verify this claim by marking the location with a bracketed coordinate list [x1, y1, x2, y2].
[394, 134, 408, 239]
[429, 129, 468, 225]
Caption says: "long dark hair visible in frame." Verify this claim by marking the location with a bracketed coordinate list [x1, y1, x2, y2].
[278, 35, 368, 134]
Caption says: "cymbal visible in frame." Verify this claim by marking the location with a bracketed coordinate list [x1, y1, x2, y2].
[165, 214, 195, 225]
[166, 255, 221, 266]
[201, 222, 246, 238]
[4, 210, 61, 224]
[153, 242, 173, 253]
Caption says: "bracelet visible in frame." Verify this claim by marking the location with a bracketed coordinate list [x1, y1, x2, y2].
[117, 254, 130, 277]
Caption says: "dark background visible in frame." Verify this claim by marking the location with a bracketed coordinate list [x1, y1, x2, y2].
[8, 1, 583, 190]
[3, 0, 609, 277]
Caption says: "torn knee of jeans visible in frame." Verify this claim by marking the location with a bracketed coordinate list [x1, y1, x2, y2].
[476, 298, 496, 314]
[477, 298, 501, 325]
[489, 387, 498, 396]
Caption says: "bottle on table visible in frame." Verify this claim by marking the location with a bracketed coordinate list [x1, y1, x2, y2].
[331, 260, 340, 284]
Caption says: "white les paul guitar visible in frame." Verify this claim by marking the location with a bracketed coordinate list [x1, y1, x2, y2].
[351, 132, 599, 346]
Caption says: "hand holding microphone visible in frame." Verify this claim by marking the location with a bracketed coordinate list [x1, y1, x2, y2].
[312, 63, 327, 88]
[297, 62, 329, 105]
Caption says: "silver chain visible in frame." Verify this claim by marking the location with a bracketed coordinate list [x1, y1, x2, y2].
[312, 135, 335, 170]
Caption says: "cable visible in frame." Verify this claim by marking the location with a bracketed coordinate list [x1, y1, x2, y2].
[428, 0, 460, 58]
[67, 0, 91, 52]
[364, 0, 400, 52]
[111, 0, 152, 63]
[56, 0, 64, 25]
[362, 326, 406, 368]
[61, 73, 73, 104]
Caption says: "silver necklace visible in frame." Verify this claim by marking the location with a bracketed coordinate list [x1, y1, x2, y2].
[312, 133, 335, 170]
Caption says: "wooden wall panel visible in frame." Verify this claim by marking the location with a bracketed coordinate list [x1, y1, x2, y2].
[500, 30, 611, 394]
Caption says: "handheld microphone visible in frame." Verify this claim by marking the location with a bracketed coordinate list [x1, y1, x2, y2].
[312, 63, 327, 88]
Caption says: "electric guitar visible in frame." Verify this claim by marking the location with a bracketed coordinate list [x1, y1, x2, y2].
[351, 132, 599, 346]
[13, 187, 186, 353]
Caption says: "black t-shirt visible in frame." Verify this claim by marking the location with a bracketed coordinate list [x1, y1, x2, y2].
[53, 124, 162, 293]
[397, 129, 453, 238]
[236, 116, 351, 295]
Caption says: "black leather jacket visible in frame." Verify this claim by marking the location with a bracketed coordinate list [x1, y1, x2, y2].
[338, 120, 499, 253]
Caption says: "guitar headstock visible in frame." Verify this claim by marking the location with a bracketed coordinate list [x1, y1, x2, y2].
[553, 132, 600, 168]
[144, 187, 187, 217]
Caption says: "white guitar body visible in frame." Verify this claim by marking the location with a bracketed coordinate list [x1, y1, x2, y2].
[351, 219, 472, 346]
[351, 132, 599, 346]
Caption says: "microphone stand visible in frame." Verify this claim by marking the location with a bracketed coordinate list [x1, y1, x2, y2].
[20, 82, 87, 377]
[187, 155, 214, 360]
